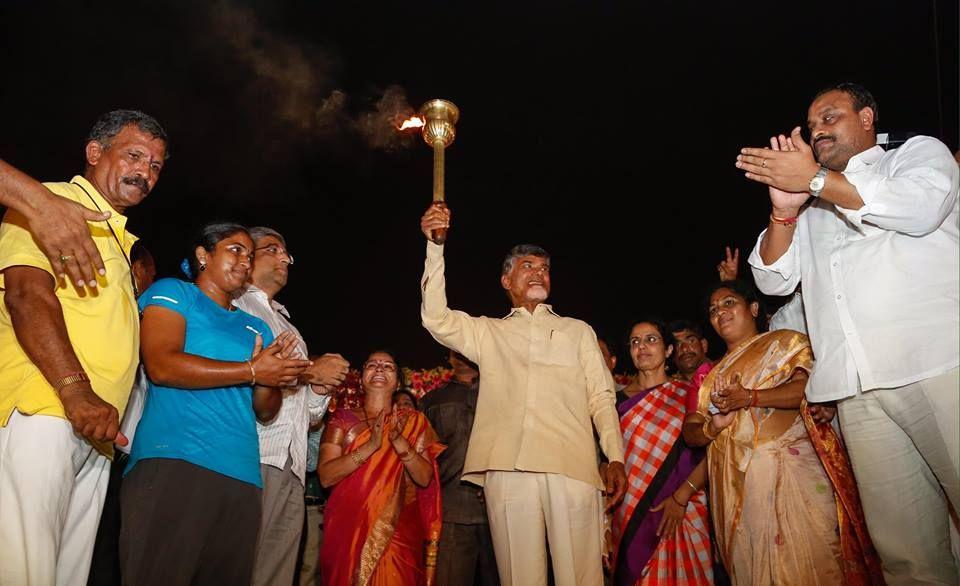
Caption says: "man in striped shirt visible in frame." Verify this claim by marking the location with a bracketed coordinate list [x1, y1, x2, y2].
[234, 226, 350, 586]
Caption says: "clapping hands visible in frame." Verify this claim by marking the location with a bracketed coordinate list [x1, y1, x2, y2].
[711, 372, 751, 413]
[250, 331, 312, 387]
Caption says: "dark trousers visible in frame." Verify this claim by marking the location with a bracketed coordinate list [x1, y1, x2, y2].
[435, 522, 500, 586]
[120, 458, 261, 586]
[87, 453, 129, 586]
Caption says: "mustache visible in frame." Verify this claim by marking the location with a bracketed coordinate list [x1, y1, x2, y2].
[121, 176, 149, 192]
[814, 135, 835, 148]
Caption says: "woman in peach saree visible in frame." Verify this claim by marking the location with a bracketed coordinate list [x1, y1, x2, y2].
[683, 281, 883, 586]
[318, 350, 444, 585]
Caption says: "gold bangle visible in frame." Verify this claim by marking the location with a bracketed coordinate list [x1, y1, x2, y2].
[247, 360, 256, 386]
[53, 371, 90, 393]
[685, 479, 698, 492]
[702, 418, 719, 441]
[350, 449, 366, 467]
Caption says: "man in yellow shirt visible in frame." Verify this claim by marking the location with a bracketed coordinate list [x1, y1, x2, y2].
[0, 110, 168, 586]
[420, 204, 626, 586]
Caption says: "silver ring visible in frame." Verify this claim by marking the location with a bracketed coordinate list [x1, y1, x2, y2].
[761, 159, 768, 168]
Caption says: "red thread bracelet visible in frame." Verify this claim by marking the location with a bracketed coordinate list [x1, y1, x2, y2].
[770, 214, 798, 226]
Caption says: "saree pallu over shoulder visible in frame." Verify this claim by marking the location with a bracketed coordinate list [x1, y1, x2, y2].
[696, 330, 883, 585]
[321, 410, 444, 586]
[614, 381, 712, 585]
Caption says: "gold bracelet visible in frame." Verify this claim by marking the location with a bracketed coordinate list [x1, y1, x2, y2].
[53, 371, 90, 393]
[685, 479, 698, 492]
[350, 449, 366, 467]
[702, 418, 719, 441]
[247, 360, 256, 386]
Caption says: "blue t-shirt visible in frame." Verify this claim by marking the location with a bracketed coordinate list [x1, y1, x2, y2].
[126, 278, 274, 488]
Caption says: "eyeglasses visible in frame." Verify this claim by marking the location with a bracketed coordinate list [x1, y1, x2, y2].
[363, 361, 397, 373]
[255, 245, 294, 265]
[629, 334, 663, 347]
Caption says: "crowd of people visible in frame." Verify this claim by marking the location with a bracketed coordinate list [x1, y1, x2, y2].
[0, 81, 956, 586]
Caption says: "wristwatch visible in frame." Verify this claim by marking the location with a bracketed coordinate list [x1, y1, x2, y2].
[808, 166, 828, 198]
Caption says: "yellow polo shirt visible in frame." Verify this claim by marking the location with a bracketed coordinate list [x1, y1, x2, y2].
[0, 175, 140, 430]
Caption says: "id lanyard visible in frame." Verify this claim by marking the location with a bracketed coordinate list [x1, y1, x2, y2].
[70, 181, 139, 297]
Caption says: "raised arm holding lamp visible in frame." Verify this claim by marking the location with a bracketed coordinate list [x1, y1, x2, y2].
[419, 204, 626, 586]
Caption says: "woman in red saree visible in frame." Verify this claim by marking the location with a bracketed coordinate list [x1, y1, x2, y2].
[318, 351, 444, 586]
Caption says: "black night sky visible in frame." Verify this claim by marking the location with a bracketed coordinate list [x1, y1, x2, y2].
[1, 1, 957, 368]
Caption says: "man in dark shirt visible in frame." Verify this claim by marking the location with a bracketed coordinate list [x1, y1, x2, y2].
[419, 351, 499, 586]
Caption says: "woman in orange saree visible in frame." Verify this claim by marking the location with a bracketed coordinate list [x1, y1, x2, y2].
[683, 281, 883, 586]
[318, 350, 444, 586]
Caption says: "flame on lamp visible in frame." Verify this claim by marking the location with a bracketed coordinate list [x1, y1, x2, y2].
[397, 115, 425, 130]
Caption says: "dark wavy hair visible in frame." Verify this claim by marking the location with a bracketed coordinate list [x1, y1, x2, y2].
[667, 319, 706, 341]
[130, 240, 153, 265]
[392, 389, 418, 410]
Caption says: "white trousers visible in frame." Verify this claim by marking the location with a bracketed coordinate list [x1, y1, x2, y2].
[0, 411, 110, 586]
[839, 367, 959, 585]
[484, 470, 603, 586]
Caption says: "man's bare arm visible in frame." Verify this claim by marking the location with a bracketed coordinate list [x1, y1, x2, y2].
[3, 265, 124, 445]
[0, 159, 109, 288]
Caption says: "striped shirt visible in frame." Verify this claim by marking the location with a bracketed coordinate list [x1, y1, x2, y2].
[234, 286, 329, 485]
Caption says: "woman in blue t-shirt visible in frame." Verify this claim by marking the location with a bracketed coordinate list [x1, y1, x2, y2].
[120, 222, 311, 585]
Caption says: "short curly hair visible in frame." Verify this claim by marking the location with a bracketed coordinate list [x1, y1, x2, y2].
[86, 109, 169, 158]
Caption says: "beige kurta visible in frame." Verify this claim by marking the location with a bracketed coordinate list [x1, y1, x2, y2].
[420, 241, 624, 489]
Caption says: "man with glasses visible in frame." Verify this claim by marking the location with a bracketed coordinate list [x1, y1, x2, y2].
[233, 226, 350, 586]
[419, 204, 626, 586]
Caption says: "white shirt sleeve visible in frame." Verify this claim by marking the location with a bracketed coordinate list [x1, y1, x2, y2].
[420, 241, 483, 364]
[306, 391, 330, 424]
[837, 137, 960, 235]
[748, 228, 801, 296]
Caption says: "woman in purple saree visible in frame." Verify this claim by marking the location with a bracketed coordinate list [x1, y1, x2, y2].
[612, 319, 713, 586]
